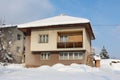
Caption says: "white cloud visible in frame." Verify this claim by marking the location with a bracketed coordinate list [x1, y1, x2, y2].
[0, 0, 55, 24]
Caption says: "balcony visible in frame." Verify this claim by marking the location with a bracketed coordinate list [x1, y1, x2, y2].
[57, 42, 83, 48]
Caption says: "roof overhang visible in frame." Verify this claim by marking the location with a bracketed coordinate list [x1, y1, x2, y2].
[18, 22, 95, 40]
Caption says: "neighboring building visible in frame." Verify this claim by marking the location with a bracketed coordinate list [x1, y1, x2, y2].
[18, 14, 95, 67]
[0, 25, 25, 63]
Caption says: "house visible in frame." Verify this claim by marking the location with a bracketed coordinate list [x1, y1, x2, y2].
[18, 14, 95, 67]
[0, 25, 25, 63]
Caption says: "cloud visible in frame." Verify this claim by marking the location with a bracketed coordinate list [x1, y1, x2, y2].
[0, 0, 55, 24]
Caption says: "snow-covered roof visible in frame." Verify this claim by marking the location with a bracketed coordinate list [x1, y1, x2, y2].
[0, 24, 16, 28]
[18, 14, 90, 28]
[94, 55, 101, 60]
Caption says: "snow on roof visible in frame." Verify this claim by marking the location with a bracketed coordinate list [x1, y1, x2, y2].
[0, 24, 17, 28]
[94, 55, 101, 60]
[18, 14, 90, 28]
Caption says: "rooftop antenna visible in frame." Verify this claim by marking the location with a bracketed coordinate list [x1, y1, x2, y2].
[2, 16, 6, 25]
[60, 13, 66, 16]
[0, 17, 2, 25]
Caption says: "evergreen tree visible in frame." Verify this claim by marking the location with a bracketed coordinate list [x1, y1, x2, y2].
[100, 46, 109, 59]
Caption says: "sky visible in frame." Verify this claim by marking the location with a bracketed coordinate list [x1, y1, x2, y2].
[0, 0, 120, 58]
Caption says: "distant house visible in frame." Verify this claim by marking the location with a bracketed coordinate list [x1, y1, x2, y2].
[18, 14, 95, 67]
[0, 25, 25, 63]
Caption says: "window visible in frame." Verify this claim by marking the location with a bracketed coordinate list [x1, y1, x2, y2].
[23, 46, 25, 53]
[64, 52, 69, 60]
[74, 52, 79, 59]
[60, 35, 68, 42]
[17, 34, 21, 40]
[40, 52, 50, 60]
[16, 47, 20, 53]
[59, 52, 83, 60]
[69, 52, 73, 60]
[39, 35, 48, 43]
[59, 53, 63, 60]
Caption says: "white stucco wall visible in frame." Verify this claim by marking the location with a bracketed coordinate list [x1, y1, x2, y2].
[83, 29, 91, 53]
[30, 27, 91, 52]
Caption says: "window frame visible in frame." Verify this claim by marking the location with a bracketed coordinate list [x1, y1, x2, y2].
[40, 52, 50, 60]
[59, 52, 83, 60]
[16, 46, 20, 53]
[39, 34, 49, 43]
[59, 35, 68, 42]
[17, 34, 21, 40]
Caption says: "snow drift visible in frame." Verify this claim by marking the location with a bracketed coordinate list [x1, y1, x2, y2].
[0, 59, 120, 80]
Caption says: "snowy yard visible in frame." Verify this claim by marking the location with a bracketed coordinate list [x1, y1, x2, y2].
[0, 59, 120, 80]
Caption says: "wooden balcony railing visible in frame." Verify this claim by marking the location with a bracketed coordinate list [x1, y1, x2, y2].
[57, 42, 83, 48]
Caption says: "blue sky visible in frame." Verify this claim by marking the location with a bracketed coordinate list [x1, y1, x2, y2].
[0, 0, 120, 58]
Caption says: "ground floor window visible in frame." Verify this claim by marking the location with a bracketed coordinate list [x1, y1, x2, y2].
[40, 52, 50, 60]
[59, 52, 83, 60]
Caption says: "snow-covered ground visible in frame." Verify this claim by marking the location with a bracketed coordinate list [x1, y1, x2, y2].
[0, 59, 120, 80]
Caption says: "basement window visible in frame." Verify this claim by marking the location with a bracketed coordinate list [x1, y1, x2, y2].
[59, 52, 83, 60]
[40, 52, 50, 60]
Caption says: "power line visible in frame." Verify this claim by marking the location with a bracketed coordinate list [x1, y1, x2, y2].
[92, 25, 119, 27]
